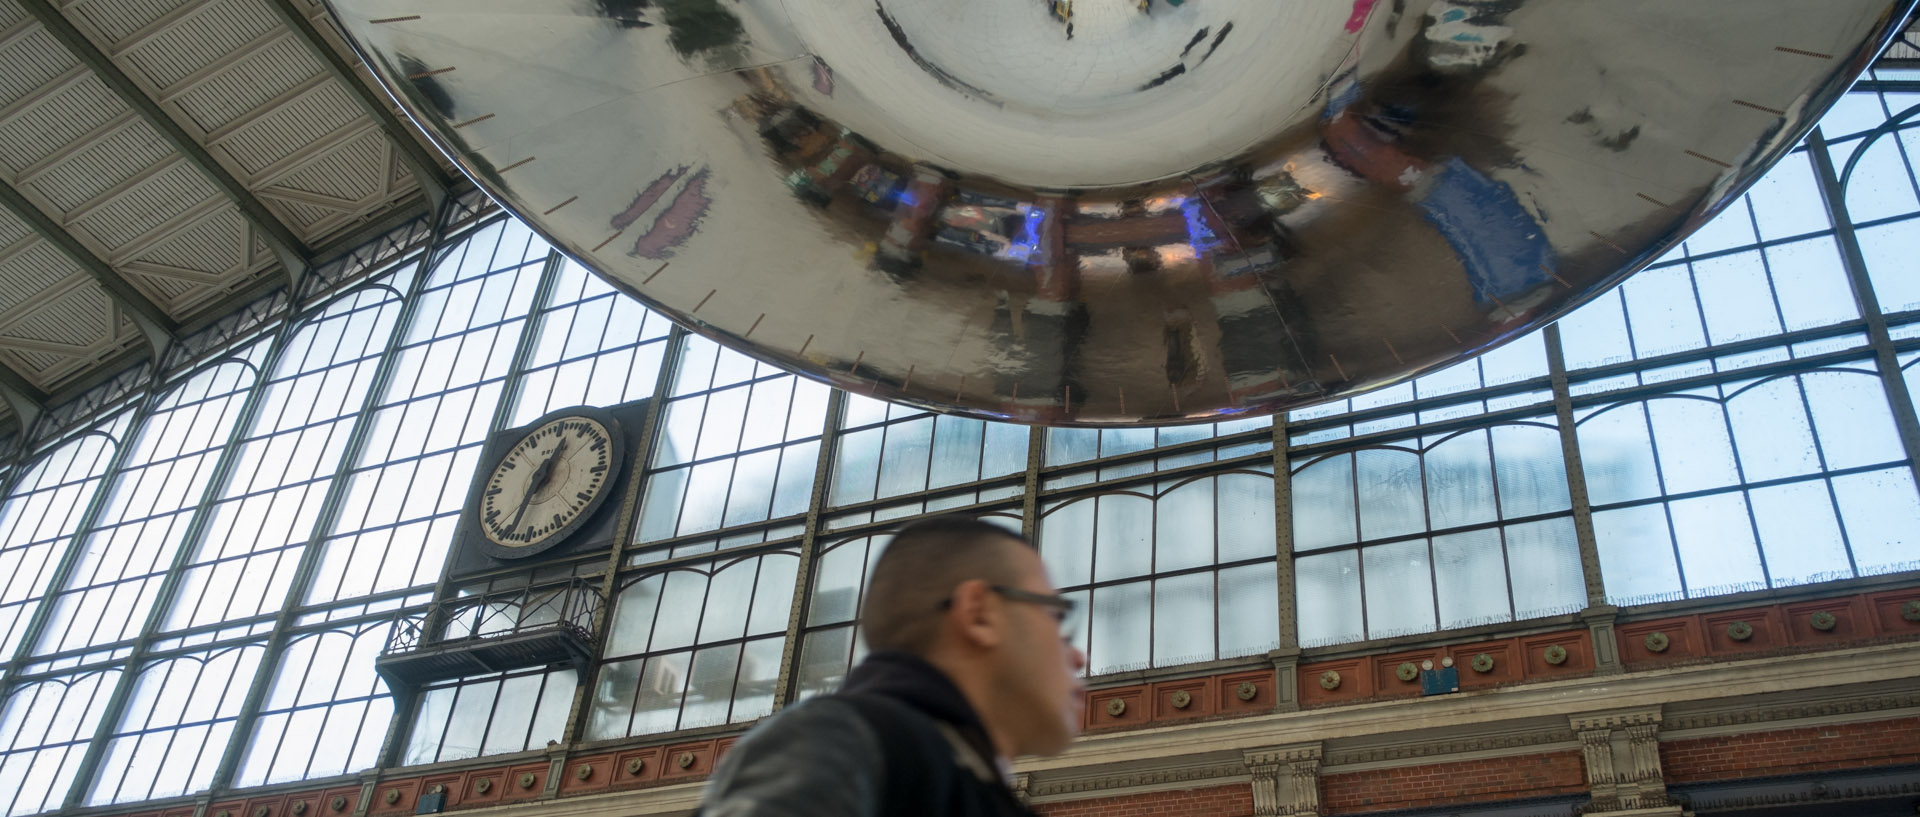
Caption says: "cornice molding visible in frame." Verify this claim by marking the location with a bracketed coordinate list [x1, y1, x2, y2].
[1026, 758, 1249, 802]
[1661, 692, 1920, 737]
[1323, 728, 1579, 771]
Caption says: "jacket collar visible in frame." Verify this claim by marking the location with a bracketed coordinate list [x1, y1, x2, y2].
[840, 651, 1004, 775]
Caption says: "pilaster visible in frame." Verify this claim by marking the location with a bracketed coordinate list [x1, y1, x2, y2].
[1570, 707, 1678, 816]
[1244, 742, 1321, 817]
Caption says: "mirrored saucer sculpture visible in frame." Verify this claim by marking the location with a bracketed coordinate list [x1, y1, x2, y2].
[328, 0, 1913, 425]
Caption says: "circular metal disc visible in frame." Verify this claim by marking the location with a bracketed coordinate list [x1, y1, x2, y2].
[328, 0, 1913, 425]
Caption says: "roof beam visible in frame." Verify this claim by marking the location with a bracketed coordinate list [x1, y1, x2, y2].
[17, 0, 315, 286]
[263, 0, 453, 209]
[0, 175, 180, 356]
[0, 360, 46, 431]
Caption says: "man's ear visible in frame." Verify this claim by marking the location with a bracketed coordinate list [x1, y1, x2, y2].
[945, 578, 1004, 649]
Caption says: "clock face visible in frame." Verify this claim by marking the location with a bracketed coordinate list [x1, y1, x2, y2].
[478, 413, 621, 551]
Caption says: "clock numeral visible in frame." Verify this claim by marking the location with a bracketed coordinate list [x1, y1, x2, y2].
[501, 459, 516, 470]
[589, 438, 607, 452]
[484, 487, 501, 497]
[576, 491, 591, 501]
[589, 464, 607, 475]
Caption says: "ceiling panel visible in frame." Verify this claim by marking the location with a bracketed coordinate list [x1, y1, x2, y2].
[118, 0, 276, 92]
[0, 239, 81, 315]
[213, 80, 360, 177]
[171, 33, 318, 132]
[68, 160, 221, 249]
[63, 0, 190, 47]
[0, 27, 80, 105]
[0, 280, 143, 391]
[0, 76, 126, 174]
[24, 120, 174, 211]
[0, 0, 26, 31]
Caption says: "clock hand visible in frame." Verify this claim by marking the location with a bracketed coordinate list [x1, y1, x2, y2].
[507, 438, 570, 536]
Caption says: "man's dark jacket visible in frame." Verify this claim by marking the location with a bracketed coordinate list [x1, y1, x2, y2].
[698, 652, 1038, 817]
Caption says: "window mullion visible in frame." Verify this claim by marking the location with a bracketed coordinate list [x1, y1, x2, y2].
[206, 204, 464, 790]
[42, 344, 290, 808]
[562, 323, 686, 745]
[770, 389, 846, 710]
[1807, 126, 1920, 474]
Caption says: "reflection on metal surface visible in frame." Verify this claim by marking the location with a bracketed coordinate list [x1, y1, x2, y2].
[331, 0, 1912, 425]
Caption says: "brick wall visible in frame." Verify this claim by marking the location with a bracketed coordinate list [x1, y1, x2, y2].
[1661, 717, 1920, 783]
[1035, 784, 1253, 817]
[1320, 752, 1588, 814]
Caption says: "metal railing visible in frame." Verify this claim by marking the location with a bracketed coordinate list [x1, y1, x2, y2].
[385, 577, 603, 655]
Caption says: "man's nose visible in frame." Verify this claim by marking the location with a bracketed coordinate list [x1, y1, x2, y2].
[1069, 645, 1088, 672]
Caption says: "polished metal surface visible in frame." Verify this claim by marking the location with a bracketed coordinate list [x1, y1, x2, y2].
[329, 0, 1912, 425]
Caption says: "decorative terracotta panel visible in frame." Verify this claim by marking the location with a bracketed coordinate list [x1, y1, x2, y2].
[613, 747, 664, 788]
[1868, 588, 1920, 633]
[1445, 639, 1521, 688]
[557, 754, 612, 794]
[1298, 658, 1370, 707]
[660, 740, 717, 779]
[1518, 631, 1591, 676]
[1087, 686, 1150, 729]
[1616, 617, 1702, 666]
[1151, 678, 1211, 720]
[1215, 669, 1274, 714]
[1782, 596, 1872, 645]
[1700, 607, 1784, 655]
[1371, 648, 1444, 698]
[501, 763, 549, 801]
[366, 778, 421, 816]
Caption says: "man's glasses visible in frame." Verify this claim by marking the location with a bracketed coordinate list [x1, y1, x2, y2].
[940, 585, 1079, 636]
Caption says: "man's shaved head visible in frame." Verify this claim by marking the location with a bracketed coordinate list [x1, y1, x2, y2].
[862, 516, 1031, 655]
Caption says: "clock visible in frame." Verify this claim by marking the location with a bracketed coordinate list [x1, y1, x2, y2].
[469, 406, 626, 560]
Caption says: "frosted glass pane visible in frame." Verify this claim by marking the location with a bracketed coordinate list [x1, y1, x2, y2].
[1749, 480, 1850, 587]
[1361, 539, 1435, 639]
[875, 419, 934, 499]
[1647, 399, 1739, 494]
[732, 637, 784, 722]
[1594, 505, 1682, 605]
[1296, 550, 1362, 647]
[1291, 455, 1356, 551]
[1432, 529, 1509, 629]
[1154, 480, 1213, 573]
[1356, 449, 1425, 541]
[1691, 251, 1782, 345]
[1092, 496, 1152, 582]
[1579, 405, 1662, 505]
[1727, 378, 1821, 482]
[1801, 372, 1901, 471]
[632, 653, 690, 735]
[1216, 473, 1276, 563]
[1504, 518, 1584, 619]
[1491, 423, 1571, 517]
[681, 645, 741, 729]
[1424, 431, 1497, 530]
[1039, 500, 1094, 587]
[1832, 467, 1920, 576]
[1152, 573, 1213, 667]
[808, 540, 868, 626]
[796, 626, 853, 699]
[1089, 581, 1149, 675]
[1217, 562, 1279, 658]
[1766, 237, 1858, 332]
[1668, 493, 1766, 597]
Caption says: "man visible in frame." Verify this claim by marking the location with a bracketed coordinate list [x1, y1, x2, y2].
[699, 516, 1088, 816]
